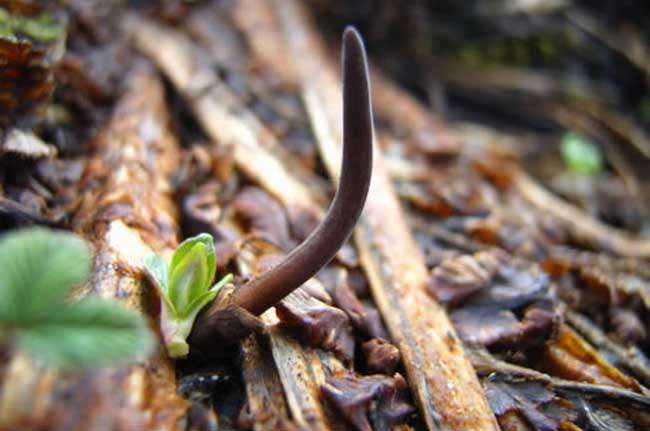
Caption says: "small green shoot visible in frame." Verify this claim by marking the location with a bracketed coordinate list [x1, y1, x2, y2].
[561, 131, 603, 175]
[144, 234, 232, 358]
[0, 228, 153, 369]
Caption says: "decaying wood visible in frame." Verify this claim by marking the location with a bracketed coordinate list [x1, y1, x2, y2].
[0, 67, 191, 430]
[261, 315, 344, 431]
[543, 324, 644, 393]
[75, 67, 192, 427]
[366, 60, 650, 259]
[514, 170, 650, 258]
[476, 346, 650, 403]
[131, 19, 349, 430]
[246, 1, 500, 429]
[566, 310, 650, 388]
[235, 237, 347, 431]
[240, 335, 295, 431]
[129, 17, 328, 217]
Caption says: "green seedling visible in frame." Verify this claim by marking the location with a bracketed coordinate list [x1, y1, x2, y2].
[144, 234, 232, 358]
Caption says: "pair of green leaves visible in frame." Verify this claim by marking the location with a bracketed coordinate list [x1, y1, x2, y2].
[144, 234, 231, 358]
[0, 228, 153, 369]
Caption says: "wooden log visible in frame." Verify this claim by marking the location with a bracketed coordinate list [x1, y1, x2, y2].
[253, 2, 501, 429]
[0, 67, 191, 430]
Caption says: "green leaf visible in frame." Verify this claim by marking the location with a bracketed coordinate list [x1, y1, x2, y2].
[182, 290, 219, 321]
[143, 254, 168, 294]
[15, 297, 153, 369]
[143, 254, 169, 292]
[170, 234, 216, 288]
[168, 242, 210, 314]
[561, 132, 603, 175]
[156, 234, 225, 357]
[0, 228, 91, 324]
[172, 273, 231, 333]
[143, 253, 176, 315]
[211, 273, 233, 293]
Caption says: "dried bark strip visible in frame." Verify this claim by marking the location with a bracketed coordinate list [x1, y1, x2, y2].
[471, 348, 650, 410]
[264, 2, 500, 429]
[0, 68, 190, 430]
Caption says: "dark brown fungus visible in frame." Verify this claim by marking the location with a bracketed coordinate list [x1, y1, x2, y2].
[321, 373, 414, 431]
[190, 27, 373, 345]
[230, 27, 373, 315]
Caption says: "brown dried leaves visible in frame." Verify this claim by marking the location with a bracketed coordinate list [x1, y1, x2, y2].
[0, 38, 53, 125]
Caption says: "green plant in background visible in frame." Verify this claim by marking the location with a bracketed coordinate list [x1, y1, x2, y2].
[561, 131, 603, 175]
[0, 228, 153, 369]
[0, 8, 65, 42]
[144, 234, 232, 358]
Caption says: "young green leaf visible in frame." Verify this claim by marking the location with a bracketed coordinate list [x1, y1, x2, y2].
[168, 242, 210, 313]
[15, 297, 153, 369]
[183, 290, 220, 321]
[144, 233, 231, 358]
[170, 233, 216, 284]
[0, 228, 91, 324]
[143, 253, 169, 295]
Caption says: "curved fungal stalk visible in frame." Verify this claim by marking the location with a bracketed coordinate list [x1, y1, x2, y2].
[231, 27, 373, 315]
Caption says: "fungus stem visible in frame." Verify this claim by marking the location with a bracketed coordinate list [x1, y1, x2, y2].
[230, 27, 373, 315]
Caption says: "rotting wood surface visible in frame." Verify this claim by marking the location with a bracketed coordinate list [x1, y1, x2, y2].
[0, 67, 191, 431]
[234, 1, 501, 429]
[235, 235, 347, 431]
[130, 19, 349, 431]
[514, 170, 650, 258]
[566, 310, 650, 388]
[131, 14, 361, 262]
[129, 16, 328, 216]
[240, 335, 296, 431]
